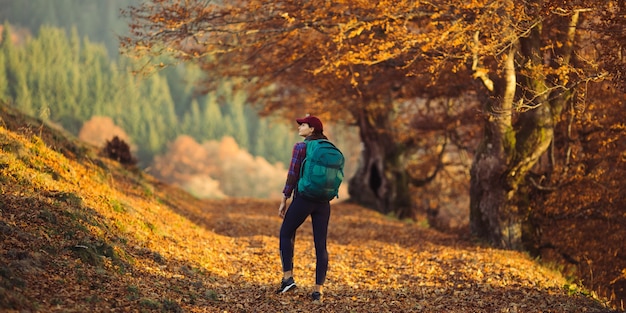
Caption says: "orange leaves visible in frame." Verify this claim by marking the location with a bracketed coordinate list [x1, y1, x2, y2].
[0, 102, 617, 312]
[279, 12, 295, 24]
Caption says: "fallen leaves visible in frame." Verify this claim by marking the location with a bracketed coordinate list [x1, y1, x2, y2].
[0, 105, 618, 312]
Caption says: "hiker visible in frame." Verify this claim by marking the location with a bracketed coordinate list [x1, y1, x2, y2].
[276, 115, 343, 302]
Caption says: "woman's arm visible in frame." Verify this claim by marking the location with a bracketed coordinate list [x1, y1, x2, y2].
[282, 141, 306, 198]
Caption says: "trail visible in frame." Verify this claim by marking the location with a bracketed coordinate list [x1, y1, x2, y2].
[166, 196, 608, 313]
[0, 104, 613, 312]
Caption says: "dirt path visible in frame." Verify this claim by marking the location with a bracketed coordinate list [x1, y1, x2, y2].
[0, 110, 614, 312]
[172, 198, 610, 313]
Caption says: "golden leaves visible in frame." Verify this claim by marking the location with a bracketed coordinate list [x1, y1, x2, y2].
[280, 12, 295, 24]
[0, 107, 618, 312]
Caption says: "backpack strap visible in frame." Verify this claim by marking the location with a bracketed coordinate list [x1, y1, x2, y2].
[299, 140, 308, 178]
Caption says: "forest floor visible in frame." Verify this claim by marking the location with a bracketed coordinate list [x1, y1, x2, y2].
[0, 104, 620, 312]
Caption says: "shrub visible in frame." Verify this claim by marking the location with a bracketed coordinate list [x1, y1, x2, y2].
[102, 136, 137, 166]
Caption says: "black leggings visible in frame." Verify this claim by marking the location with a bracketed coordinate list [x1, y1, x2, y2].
[279, 196, 331, 285]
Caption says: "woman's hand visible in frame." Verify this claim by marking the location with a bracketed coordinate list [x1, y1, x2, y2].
[278, 196, 288, 218]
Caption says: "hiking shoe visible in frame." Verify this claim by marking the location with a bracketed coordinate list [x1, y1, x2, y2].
[311, 291, 321, 301]
[275, 277, 297, 294]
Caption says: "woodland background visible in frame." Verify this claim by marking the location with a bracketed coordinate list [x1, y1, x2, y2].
[0, 0, 625, 310]
[0, 0, 360, 201]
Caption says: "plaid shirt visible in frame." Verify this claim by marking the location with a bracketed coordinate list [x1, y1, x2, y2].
[282, 141, 307, 198]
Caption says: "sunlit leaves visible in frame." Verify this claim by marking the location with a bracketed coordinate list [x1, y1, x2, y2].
[0, 103, 619, 311]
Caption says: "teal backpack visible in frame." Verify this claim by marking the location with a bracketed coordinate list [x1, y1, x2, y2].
[297, 139, 345, 201]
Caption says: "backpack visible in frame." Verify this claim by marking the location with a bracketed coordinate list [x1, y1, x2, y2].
[297, 139, 345, 201]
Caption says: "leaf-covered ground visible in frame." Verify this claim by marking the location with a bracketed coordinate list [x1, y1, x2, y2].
[0, 105, 618, 312]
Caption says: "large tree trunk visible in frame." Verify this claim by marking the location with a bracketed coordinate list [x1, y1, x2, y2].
[348, 107, 412, 218]
[469, 42, 524, 249]
[470, 100, 555, 249]
[470, 14, 576, 249]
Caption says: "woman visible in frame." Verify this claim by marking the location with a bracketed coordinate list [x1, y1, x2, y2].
[276, 115, 331, 302]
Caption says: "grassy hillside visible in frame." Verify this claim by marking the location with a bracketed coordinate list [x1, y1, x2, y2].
[0, 104, 617, 312]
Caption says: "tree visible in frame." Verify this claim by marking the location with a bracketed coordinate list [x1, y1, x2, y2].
[1, 22, 32, 113]
[181, 98, 202, 138]
[335, 1, 624, 249]
[202, 94, 225, 139]
[527, 80, 626, 307]
[28, 26, 74, 121]
[221, 85, 249, 151]
[121, 0, 434, 217]
[336, 0, 623, 248]
[122, 0, 624, 249]
[0, 0, 141, 58]
[0, 48, 6, 100]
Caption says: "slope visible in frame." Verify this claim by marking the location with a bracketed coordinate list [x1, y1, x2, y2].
[0, 104, 616, 312]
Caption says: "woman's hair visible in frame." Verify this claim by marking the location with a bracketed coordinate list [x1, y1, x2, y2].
[308, 132, 327, 140]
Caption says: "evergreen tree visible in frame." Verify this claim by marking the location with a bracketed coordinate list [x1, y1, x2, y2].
[70, 34, 91, 125]
[244, 101, 262, 156]
[231, 94, 249, 150]
[0, 49, 6, 100]
[0, 23, 8, 100]
[1, 22, 21, 107]
[81, 40, 109, 117]
[221, 116, 236, 144]
[218, 82, 249, 150]
[202, 93, 224, 140]
[65, 27, 82, 122]
[251, 118, 267, 160]
[137, 74, 178, 154]
[0, 21, 301, 167]
[116, 73, 143, 144]
[260, 118, 299, 165]
[14, 77, 33, 115]
[182, 98, 202, 139]
[6, 51, 32, 114]
[0, 0, 139, 58]
[162, 64, 200, 117]
[28, 26, 72, 121]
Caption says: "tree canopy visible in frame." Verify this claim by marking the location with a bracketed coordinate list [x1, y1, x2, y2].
[122, 0, 625, 248]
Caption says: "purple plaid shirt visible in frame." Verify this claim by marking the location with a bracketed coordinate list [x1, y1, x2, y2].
[282, 141, 307, 198]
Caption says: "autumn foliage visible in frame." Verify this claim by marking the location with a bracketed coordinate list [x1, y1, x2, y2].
[102, 136, 137, 166]
[0, 102, 620, 312]
[528, 82, 626, 308]
[149, 135, 287, 199]
[120, 0, 626, 250]
[78, 116, 133, 151]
